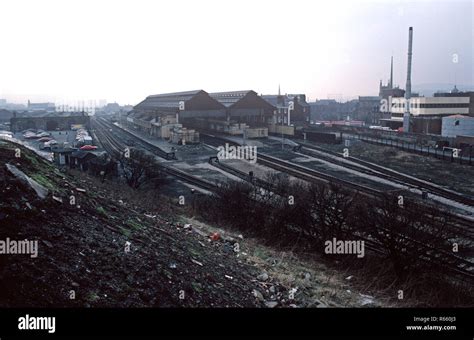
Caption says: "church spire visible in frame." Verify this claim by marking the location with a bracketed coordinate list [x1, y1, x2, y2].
[278, 84, 281, 96]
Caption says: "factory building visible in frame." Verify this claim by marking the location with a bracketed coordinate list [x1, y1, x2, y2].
[382, 89, 474, 134]
[129, 89, 313, 140]
[133, 90, 226, 118]
[127, 90, 226, 143]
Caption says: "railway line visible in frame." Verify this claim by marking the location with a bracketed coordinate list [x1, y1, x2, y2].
[90, 125, 474, 282]
[202, 134, 392, 196]
[292, 141, 474, 238]
[93, 117, 176, 160]
[200, 133, 474, 281]
[295, 141, 474, 208]
[91, 117, 217, 193]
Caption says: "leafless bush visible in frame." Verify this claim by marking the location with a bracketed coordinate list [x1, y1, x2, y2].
[118, 149, 164, 189]
[354, 194, 458, 279]
[196, 177, 464, 282]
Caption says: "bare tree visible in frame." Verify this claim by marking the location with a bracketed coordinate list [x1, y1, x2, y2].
[118, 149, 162, 189]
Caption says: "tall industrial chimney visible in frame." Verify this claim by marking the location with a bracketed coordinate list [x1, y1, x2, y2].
[403, 27, 413, 132]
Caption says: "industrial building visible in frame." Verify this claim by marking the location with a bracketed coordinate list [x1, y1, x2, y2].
[126, 90, 226, 143]
[381, 89, 474, 134]
[10, 111, 91, 133]
[133, 90, 226, 118]
[209, 90, 275, 125]
[128, 89, 314, 141]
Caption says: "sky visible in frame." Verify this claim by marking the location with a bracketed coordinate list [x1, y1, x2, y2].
[0, 0, 472, 105]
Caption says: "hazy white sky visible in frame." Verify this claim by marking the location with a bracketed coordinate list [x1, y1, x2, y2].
[0, 0, 472, 105]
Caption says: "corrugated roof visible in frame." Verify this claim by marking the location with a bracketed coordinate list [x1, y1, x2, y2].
[135, 90, 205, 111]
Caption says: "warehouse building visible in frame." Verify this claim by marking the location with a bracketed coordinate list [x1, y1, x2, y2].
[10, 111, 90, 133]
[133, 90, 226, 119]
[126, 90, 224, 143]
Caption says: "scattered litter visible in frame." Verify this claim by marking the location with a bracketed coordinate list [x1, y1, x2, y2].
[42, 240, 53, 248]
[75, 188, 86, 193]
[345, 275, 353, 281]
[6, 164, 49, 199]
[257, 273, 269, 281]
[223, 243, 234, 253]
[192, 227, 208, 237]
[225, 275, 233, 280]
[52, 196, 63, 203]
[265, 301, 278, 308]
[191, 258, 203, 266]
[169, 263, 177, 269]
[252, 289, 264, 302]
[359, 293, 375, 306]
[210, 232, 220, 241]
[238, 234, 244, 240]
[183, 223, 192, 230]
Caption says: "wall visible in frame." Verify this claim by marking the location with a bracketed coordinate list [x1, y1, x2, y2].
[442, 116, 474, 137]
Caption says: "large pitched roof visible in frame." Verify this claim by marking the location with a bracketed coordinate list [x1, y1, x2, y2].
[209, 90, 255, 108]
[135, 90, 205, 111]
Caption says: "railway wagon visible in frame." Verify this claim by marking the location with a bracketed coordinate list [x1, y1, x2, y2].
[297, 130, 342, 144]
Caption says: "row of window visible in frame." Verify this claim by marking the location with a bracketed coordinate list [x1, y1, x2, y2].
[392, 103, 469, 108]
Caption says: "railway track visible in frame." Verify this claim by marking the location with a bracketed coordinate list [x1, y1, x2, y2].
[92, 117, 217, 193]
[200, 133, 474, 281]
[293, 141, 474, 237]
[296, 141, 474, 208]
[89, 128, 474, 281]
[201, 134, 384, 196]
[94, 117, 176, 160]
[91, 118, 125, 157]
